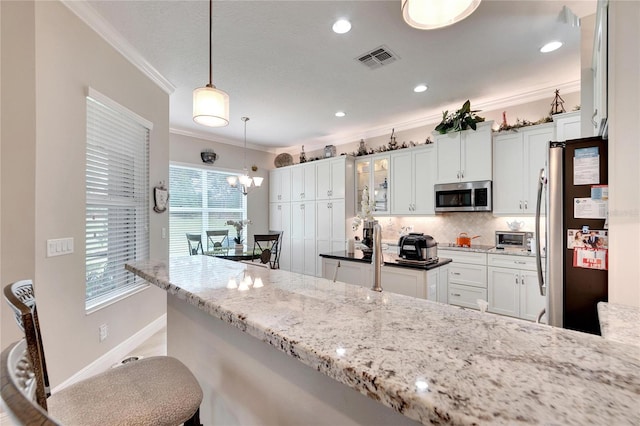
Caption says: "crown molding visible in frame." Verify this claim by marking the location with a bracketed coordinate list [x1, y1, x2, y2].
[61, 0, 175, 95]
[289, 80, 581, 154]
[170, 127, 278, 154]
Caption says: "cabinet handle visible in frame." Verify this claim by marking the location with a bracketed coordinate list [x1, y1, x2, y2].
[301, 204, 304, 210]
[301, 192, 304, 198]
[278, 205, 281, 210]
[515, 261, 526, 264]
[592, 109, 598, 127]
[515, 275, 519, 284]
[451, 272, 461, 276]
[457, 171, 460, 179]
[524, 200, 528, 209]
[519, 201, 522, 210]
[521, 276, 525, 285]
[328, 203, 332, 209]
[451, 293, 461, 297]
[461, 171, 464, 179]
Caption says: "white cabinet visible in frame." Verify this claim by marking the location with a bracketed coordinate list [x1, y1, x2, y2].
[316, 199, 348, 275]
[439, 249, 487, 310]
[322, 258, 370, 287]
[269, 202, 291, 271]
[591, 0, 608, 137]
[390, 145, 436, 215]
[316, 156, 354, 201]
[553, 111, 581, 142]
[290, 201, 316, 276]
[487, 254, 546, 322]
[290, 162, 316, 202]
[269, 167, 291, 203]
[493, 123, 553, 215]
[435, 122, 493, 184]
[355, 155, 390, 215]
[427, 265, 449, 303]
[381, 266, 427, 299]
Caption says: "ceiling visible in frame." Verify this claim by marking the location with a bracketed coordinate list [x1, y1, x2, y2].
[83, 0, 596, 152]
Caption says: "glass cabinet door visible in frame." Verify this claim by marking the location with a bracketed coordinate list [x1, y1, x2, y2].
[356, 155, 389, 215]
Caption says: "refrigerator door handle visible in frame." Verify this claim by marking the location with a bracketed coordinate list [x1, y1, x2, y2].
[535, 167, 546, 297]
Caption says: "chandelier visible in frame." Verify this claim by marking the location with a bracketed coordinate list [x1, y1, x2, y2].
[401, 0, 481, 30]
[227, 117, 263, 195]
[193, 0, 229, 127]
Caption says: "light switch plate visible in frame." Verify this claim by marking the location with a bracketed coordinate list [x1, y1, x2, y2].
[47, 237, 74, 257]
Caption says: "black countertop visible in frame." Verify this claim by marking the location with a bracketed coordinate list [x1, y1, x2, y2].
[319, 250, 452, 270]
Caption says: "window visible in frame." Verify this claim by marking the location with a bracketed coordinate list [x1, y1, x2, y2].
[169, 165, 246, 257]
[85, 88, 151, 312]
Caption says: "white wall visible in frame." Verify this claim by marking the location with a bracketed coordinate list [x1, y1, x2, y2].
[607, 0, 640, 308]
[170, 132, 275, 243]
[1, 0, 169, 386]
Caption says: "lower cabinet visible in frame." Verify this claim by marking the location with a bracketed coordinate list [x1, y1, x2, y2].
[487, 254, 546, 322]
[439, 249, 487, 310]
[320, 257, 447, 301]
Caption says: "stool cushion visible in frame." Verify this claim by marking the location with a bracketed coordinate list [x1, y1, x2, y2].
[48, 356, 202, 426]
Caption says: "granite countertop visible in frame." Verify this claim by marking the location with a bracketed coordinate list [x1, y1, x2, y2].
[597, 302, 640, 347]
[126, 256, 640, 425]
[319, 250, 452, 270]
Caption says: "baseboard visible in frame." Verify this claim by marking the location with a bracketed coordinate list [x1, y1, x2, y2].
[52, 314, 166, 393]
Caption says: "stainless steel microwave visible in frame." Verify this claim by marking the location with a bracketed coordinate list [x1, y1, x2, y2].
[434, 180, 492, 212]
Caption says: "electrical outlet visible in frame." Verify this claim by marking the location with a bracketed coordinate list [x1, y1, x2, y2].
[99, 324, 108, 342]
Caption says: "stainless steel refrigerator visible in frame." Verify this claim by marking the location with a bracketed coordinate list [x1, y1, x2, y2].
[536, 137, 608, 335]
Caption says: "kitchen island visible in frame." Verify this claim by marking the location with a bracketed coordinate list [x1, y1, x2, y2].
[126, 256, 640, 425]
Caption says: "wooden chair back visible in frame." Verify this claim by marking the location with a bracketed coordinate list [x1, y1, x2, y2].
[253, 234, 280, 269]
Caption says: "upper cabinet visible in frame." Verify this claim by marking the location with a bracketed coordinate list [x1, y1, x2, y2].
[434, 121, 493, 184]
[316, 156, 354, 202]
[390, 144, 437, 215]
[493, 123, 554, 215]
[269, 167, 291, 203]
[355, 154, 390, 215]
[592, 0, 608, 137]
[290, 162, 316, 202]
[553, 111, 582, 142]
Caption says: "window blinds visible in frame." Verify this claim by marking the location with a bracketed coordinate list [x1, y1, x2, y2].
[169, 165, 246, 257]
[86, 92, 150, 311]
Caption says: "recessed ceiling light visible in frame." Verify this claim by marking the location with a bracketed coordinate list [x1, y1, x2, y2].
[335, 111, 346, 117]
[414, 84, 428, 93]
[540, 41, 563, 53]
[332, 19, 351, 34]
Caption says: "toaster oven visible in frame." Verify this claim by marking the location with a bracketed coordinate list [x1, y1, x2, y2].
[495, 230, 533, 250]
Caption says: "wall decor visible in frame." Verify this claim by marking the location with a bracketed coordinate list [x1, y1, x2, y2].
[153, 181, 169, 213]
[200, 149, 217, 164]
[324, 145, 336, 158]
[274, 153, 293, 168]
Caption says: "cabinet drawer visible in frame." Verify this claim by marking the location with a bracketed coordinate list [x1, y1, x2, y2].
[488, 254, 540, 271]
[439, 249, 487, 265]
[448, 264, 487, 288]
[448, 284, 487, 310]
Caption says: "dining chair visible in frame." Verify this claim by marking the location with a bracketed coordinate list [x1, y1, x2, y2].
[253, 234, 280, 269]
[206, 229, 229, 253]
[2, 280, 203, 426]
[268, 230, 283, 269]
[186, 233, 203, 255]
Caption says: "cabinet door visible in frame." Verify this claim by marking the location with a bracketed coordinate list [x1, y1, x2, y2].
[554, 112, 581, 142]
[303, 239, 317, 276]
[520, 270, 546, 322]
[426, 269, 438, 301]
[390, 151, 413, 214]
[330, 158, 346, 199]
[413, 147, 436, 214]
[436, 132, 461, 183]
[315, 161, 332, 200]
[493, 132, 524, 214]
[437, 265, 449, 304]
[315, 201, 332, 240]
[290, 238, 304, 274]
[330, 199, 346, 241]
[303, 163, 316, 200]
[522, 126, 552, 214]
[448, 263, 487, 288]
[277, 204, 291, 271]
[487, 267, 520, 318]
[461, 125, 492, 182]
[290, 202, 304, 239]
[381, 266, 426, 298]
[448, 284, 486, 310]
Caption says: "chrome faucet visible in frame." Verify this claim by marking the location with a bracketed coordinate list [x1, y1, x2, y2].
[372, 222, 383, 292]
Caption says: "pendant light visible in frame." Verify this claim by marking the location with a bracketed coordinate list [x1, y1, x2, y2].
[401, 0, 481, 30]
[227, 117, 263, 195]
[193, 0, 229, 127]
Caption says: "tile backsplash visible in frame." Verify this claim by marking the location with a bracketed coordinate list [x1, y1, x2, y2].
[354, 213, 539, 247]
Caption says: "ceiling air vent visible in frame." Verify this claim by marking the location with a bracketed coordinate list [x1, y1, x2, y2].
[356, 45, 399, 70]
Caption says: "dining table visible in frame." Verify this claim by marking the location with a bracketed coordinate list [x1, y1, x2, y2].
[205, 245, 260, 261]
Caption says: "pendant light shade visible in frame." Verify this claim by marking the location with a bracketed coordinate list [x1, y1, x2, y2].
[193, 0, 229, 127]
[402, 0, 481, 30]
[193, 85, 229, 127]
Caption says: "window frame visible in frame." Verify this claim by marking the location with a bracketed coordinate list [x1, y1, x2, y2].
[85, 88, 152, 313]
